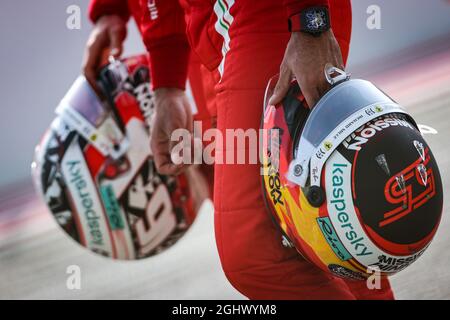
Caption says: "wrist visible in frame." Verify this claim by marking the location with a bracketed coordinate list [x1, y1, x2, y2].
[291, 29, 332, 40]
[154, 88, 185, 104]
[154, 88, 184, 95]
[96, 14, 126, 26]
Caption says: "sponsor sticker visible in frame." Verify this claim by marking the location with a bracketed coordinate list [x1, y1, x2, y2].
[323, 141, 333, 151]
[325, 151, 374, 263]
[133, 82, 155, 130]
[61, 138, 114, 256]
[99, 185, 125, 230]
[342, 115, 414, 151]
[317, 217, 352, 261]
[328, 264, 366, 280]
[368, 247, 428, 273]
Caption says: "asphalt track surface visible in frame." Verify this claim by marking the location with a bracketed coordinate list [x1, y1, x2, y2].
[0, 44, 449, 300]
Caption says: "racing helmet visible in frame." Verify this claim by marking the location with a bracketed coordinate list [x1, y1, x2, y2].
[32, 54, 196, 260]
[261, 67, 443, 280]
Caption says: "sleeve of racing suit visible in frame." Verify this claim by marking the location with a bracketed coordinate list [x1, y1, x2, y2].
[139, 0, 190, 90]
[88, 0, 130, 23]
[283, 0, 330, 18]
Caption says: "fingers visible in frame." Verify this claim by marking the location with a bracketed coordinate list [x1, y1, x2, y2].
[82, 16, 126, 95]
[330, 33, 345, 70]
[300, 85, 322, 108]
[293, 62, 339, 108]
[268, 62, 292, 106]
[151, 90, 196, 176]
[151, 123, 194, 176]
[156, 156, 185, 176]
[151, 137, 186, 176]
[153, 145, 192, 176]
[82, 33, 104, 94]
[108, 25, 126, 58]
[274, 31, 348, 109]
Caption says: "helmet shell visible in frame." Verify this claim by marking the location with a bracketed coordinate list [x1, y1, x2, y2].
[261, 78, 443, 280]
[32, 55, 195, 260]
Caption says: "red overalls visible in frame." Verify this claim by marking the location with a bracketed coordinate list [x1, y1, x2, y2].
[89, 0, 394, 300]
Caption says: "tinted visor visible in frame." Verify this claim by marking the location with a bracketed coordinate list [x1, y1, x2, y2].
[284, 79, 415, 187]
[298, 79, 396, 154]
[55, 76, 128, 158]
[58, 76, 108, 128]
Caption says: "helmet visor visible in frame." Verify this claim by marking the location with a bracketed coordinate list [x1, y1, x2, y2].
[285, 79, 415, 187]
[55, 76, 128, 158]
[299, 79, 396, 151]
[57, 76, 108, 127]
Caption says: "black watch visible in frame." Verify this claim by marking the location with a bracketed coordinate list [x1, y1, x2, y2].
[288, 7, 330, 36]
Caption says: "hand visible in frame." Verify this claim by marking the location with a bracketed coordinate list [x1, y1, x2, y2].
[150, 88, 194, 176]
[82, 15, 127, 93]
[269, 30, 344, 108]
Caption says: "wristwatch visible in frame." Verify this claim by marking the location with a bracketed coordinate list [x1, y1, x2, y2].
[288, 6, 330, 36]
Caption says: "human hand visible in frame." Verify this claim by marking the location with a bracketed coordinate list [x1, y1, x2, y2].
[82, 15, 127, 94]
[269, 30, 344, 108]
[150, 88, 194, 176]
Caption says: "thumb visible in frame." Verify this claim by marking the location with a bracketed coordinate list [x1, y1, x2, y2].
[268, 64, 292, 106]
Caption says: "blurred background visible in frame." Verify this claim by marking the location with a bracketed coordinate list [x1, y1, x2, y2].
[0, 0, 449, 299]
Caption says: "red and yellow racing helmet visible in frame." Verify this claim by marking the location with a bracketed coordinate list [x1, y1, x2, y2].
[261, 67, 443, 280]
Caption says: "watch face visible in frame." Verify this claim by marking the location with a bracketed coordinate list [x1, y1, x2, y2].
[304, 8, 329, 32]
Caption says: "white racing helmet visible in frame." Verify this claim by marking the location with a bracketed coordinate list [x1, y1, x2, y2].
[32, 55, 196, 260]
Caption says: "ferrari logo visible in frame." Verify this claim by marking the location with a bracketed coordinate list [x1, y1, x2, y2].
[374, 105, 384, 113]
[324, 141, 333, 151]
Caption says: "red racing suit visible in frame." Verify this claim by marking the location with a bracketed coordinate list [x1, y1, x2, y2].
[89, 0, 394, 300]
